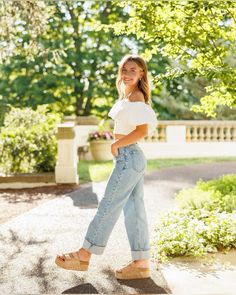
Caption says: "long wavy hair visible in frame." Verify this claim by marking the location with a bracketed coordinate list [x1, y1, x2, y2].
[116, 54, 151, 105]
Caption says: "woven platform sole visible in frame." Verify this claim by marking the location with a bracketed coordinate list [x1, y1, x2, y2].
[55, 256, 89, 271]
[115, 266, 151, 280]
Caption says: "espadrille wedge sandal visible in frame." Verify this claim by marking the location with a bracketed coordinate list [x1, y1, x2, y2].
[115, 261, 151, 280]
[55, 251, 89, 271]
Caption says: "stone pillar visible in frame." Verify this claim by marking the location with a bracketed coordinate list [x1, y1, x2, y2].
[166, 125, 186, 143]
[55, 122, 79, 184]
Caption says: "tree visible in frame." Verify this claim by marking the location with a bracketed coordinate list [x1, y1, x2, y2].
[0, 1, 131, 117]
[0, 0, 54, 62]
[99, 0, 236, 117]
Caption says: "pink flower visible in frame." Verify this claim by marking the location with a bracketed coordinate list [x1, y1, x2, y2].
[88, 130, 114, 141]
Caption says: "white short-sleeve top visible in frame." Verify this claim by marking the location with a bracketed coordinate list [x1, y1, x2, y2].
[108, 98, 158, 137]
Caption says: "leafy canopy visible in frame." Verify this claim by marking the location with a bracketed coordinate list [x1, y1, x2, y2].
[99, 0, 236, 117]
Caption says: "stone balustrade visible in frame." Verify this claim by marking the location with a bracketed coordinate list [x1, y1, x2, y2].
[55, 119, 236, 184]
[150, 120, 236, 142]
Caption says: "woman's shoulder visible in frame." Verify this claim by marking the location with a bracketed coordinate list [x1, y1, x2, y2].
[129, 91, 145, 103]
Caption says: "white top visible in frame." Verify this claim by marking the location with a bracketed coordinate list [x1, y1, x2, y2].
[108, 98, 158, 137]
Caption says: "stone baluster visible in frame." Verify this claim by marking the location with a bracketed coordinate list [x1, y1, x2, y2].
[219, 126, 225, 141]
[192, 126, 198, 141]
[199, 126, 205, 141]
[212, 126, 218, 141]
[206, 126, 212, 141]
[225, 126, 232, 141]
[186, 126, 191, 142]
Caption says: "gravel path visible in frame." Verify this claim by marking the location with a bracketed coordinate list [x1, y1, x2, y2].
[0, 161, 235, 294]
[0, 184, 80, 224]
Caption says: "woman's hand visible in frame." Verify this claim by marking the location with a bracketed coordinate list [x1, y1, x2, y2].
[111, 142, 119, 157]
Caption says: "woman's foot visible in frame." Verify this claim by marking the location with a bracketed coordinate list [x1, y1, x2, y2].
[115, 259, 151, 280]
[117, 259, 149, 271]
[57, 247, 91, 262]
[55, 248, 92, 271]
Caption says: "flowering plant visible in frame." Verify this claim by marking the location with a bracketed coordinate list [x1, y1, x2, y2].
[88, 119, 114, 142]
[88, 130, 114, 141]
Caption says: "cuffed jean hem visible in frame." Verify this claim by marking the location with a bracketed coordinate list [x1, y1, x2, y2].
[131, 250, 150, 260]
[82, 238, 105, 255]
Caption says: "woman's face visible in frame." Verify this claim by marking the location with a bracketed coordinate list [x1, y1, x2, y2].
[121, 61, 143, 87]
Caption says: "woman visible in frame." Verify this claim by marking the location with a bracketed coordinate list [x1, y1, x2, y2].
[55, 54, 158, 280]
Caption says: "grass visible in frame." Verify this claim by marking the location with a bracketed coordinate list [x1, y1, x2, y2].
[77, 156, 236, 184]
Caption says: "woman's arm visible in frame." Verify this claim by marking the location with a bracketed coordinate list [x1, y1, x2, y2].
[111, 124, 148, 156]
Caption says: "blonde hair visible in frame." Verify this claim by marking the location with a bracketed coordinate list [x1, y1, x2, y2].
[116, 54, 151, 105]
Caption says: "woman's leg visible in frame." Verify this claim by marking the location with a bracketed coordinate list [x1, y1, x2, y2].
[123, 174, 150, 263]
[57, 155, 140, 263]
[81, 148, 144, 256]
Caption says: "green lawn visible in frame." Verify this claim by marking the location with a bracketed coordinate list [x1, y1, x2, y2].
[77, 156, 236, 184]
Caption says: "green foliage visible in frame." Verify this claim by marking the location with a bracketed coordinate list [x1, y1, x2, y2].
[104, 0, 236, 117]
[97, 119, 113, 132]
[176, 174, 236, 212]
[0, 1, 131, 118]
[3, 0, 232, 120]
[151, 207, 236, 263]
[0, 0, 54, 62]
[1, 1, 236, 119]
[0, 105, 61, 174]
[0, 102, 10, 126]
[151, 174, 236, 262]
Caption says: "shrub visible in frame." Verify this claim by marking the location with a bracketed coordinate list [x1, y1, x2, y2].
[175, 174, 236, 213]
[151, 174, 236, 263]
[151, 207, 236, 263]
[0, 105, 61, 174]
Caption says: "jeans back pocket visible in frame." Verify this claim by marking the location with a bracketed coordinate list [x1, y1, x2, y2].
[130, 150, 146, 172]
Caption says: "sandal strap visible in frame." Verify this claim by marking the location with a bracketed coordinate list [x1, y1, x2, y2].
[117, 261, 150, 273]
[117, 261, 134, 272]
[61, 251, 80, 260]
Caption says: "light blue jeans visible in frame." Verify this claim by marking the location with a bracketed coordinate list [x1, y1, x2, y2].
[82, 142, 150, 260]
